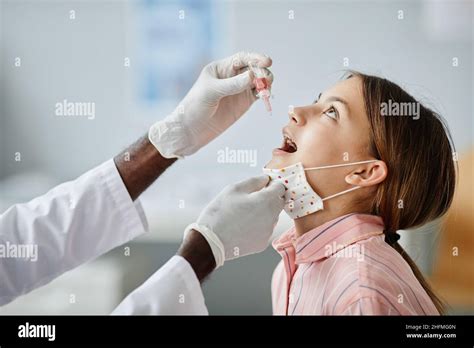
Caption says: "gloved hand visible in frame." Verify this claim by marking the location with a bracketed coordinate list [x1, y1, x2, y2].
[183, 175, 285, 268]
[149, 51, 273, 158]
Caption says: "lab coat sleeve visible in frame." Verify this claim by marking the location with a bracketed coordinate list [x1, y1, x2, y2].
[0, 159, 148, 306]
[112, 255, 209, 315]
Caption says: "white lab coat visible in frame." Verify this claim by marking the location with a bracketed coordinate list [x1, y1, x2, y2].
[0, 159, 208, 315]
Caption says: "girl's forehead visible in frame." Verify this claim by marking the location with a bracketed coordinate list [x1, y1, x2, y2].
[326, 75, 363, 100]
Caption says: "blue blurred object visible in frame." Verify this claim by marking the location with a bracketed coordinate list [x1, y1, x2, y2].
[135, 0, 217, 104]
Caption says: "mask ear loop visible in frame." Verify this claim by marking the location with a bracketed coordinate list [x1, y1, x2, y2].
[321, 186, 361, 201]
[304, 159, 378, 171]
[303, 159, 378, 201]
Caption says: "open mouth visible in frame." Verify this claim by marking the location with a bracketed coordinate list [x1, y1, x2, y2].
[279, 133, 297, 153]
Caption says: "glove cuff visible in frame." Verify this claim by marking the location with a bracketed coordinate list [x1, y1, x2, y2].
[148, 120, 185, 159]
[183, 223, 225, 269]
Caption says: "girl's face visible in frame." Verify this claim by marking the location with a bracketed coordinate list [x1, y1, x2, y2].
[266, 76, 376, 200]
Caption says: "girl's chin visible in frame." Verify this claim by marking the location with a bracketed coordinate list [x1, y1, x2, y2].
[265, 152, 296, 169]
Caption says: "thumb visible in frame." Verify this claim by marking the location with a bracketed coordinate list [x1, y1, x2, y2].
[260, 180, 286, 201]
[254, 180, 286, 212]
[216, 70, 253, 97]
[233, 174, 270, 193]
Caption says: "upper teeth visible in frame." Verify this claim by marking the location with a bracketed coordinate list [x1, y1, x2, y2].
[284, 135, 296, 149]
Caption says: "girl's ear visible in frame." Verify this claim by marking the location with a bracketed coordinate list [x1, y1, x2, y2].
[345, 160, 387, 187]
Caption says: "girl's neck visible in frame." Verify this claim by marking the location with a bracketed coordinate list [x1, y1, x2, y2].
[293, 200, 354, 238]
[294, 211, 333, 238]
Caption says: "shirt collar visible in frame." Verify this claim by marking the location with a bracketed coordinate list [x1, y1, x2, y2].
[272, 213, 384, 264]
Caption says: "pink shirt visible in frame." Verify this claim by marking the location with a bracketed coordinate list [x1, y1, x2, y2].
[271, 213, 439, 315]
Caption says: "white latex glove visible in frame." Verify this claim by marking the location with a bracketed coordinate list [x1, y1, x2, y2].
[184, 175, 285, 268]
[149, 51, 273, 158]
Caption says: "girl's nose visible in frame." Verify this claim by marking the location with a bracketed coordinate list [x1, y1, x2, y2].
[288, 106, 306, 126]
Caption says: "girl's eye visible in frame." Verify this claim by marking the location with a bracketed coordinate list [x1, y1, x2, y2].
[324, 106, 338, 120]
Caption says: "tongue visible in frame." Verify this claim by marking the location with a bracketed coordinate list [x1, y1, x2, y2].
[280, 143, 295, 153]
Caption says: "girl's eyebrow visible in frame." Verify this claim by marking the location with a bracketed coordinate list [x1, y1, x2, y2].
[326, 96, 349, 107]
[314, 92, 349, 107]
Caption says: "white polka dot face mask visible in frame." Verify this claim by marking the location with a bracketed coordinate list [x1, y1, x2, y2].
[262, 160, 378, 219]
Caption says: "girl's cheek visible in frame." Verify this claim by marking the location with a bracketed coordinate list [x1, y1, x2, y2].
[303, 128, 330, 147]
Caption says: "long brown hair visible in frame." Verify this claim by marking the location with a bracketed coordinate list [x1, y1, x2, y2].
[345, 71, 457, 314]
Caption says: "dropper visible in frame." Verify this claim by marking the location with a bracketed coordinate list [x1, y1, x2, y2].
[249, 61, 272, 115]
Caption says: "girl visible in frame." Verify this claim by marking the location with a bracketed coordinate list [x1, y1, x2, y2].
[265, 71, 456, 315]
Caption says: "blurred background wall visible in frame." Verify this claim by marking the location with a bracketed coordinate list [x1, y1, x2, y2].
[0, 0, 472, 314]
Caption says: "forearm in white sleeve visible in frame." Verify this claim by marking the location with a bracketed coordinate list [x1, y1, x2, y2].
[0, 159, 148, 305]
[112, 255, 208, 315]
